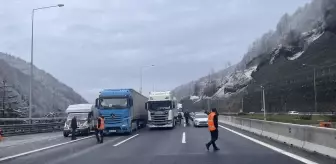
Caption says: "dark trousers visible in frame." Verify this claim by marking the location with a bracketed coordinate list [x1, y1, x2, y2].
[71, 128, 77, 140]
[207, 130, 219, 149]
[185, 117, 189, 124]
[95, 129, 104, 143]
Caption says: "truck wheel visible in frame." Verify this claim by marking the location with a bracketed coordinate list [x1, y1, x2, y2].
[63, 132, 69, 137]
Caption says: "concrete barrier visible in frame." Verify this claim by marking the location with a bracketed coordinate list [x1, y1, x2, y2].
[250, 119, 263, 135]
[219, 115, 336, 159]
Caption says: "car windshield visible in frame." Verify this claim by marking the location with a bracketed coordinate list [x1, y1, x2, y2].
[148, 101, 172, 110]
[195, 114, 207, 118]
[100, 98, 128, 109]
[67, 113, 88, 121]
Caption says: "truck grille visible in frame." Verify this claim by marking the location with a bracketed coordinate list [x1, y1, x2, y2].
[104, 114, 123, 124]
[151, 113, 169, 125]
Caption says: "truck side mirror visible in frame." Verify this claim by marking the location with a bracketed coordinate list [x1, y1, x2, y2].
[145, 102, 148, 110]
[129, 98, 133, 107]
[95, 98, 99, 108]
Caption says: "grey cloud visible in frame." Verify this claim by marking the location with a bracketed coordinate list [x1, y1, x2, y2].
[0, 0, 311, 102]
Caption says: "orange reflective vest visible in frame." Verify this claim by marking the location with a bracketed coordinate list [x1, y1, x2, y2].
[97, 117, 105, 130]
[208, 112, 216, 131]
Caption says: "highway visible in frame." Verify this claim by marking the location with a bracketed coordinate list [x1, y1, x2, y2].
[0, 121, 334, 164]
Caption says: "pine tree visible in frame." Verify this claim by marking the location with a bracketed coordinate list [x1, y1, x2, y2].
[0, 79, 20, 118]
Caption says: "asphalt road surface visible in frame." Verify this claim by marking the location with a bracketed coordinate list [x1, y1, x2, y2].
[1, 122, 335, 164]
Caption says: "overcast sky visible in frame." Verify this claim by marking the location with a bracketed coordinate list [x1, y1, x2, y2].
[0, 0, 310, 102]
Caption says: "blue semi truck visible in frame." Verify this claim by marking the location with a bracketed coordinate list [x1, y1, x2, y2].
[95, 89, 148, 135]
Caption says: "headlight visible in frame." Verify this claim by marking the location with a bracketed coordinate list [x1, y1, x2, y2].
[122, 120, 128, 126]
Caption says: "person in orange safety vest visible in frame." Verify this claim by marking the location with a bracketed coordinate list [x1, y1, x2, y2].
[206, 108, 220, 151]
[95, 116, 105, 144]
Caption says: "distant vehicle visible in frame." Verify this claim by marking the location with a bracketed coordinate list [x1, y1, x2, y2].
[178, 112, 184, 117]
[191, 112, 197, 121]
[63, 104, 97, 137]
[95, 89, 148, 135]
[248, 112, 255, 114]
[146, 91, 178, 129]
[193, 113, 208, 127]
[288, 111, 299, 115]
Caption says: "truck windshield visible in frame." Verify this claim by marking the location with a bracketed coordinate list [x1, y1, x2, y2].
[67, 113, 88, 121]
[148, 101, 171, 110]
[100, 98, 128, 109]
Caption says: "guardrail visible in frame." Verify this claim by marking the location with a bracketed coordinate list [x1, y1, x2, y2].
[219, 115, 336, 159]
[0, 122, 64, 137]
[0, 117, 66, 137]
[0, 117, 66, 121]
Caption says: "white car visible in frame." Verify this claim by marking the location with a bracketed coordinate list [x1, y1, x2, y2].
[288, 111, 299, 115]
[193, 114, 208, 127]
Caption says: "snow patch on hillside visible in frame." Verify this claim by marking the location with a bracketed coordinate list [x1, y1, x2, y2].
[288, 51, 304, 60]
[213, 66, 257, 98]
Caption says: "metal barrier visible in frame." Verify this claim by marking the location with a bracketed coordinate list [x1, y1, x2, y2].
[0, 117, 66, 137]
[219, 115, 336, 159]
[0, 123, 64, 137]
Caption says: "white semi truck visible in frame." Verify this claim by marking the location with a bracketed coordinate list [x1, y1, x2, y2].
[63, 104, 98, 137]
[145, 91, 178, 129]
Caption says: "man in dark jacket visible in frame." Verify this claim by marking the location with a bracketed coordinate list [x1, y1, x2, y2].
[206, 108, 220, 151]
[184, 110, 190, 125]
[70, 116, 78, 140]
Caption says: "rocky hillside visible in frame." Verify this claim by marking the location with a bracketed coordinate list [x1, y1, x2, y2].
[0, 53, 87, 117]
[174, 0, 336, 113]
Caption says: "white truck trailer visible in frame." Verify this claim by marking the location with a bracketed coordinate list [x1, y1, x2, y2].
[63, 104, 98, 137]
[145, 91, 178, 129]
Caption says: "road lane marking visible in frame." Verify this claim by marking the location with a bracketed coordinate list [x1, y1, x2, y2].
[182, 132, 186, 143]
[50, 137, 121, 164]
[0, 136, 94, 162]
[219, 125, 318, 164]
[113, 134, 139, 146]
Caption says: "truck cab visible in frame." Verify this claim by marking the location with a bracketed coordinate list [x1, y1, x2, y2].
[63, 104, 97, 137]
[95, 89, 147, 135]
[146, 91, 178, 129]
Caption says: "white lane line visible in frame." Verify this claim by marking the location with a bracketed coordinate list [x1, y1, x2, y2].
[113, 134, 139, 147]
[0, 136, 94, 162]
[182, 132, 186, 143]
[219, 125, 318, 164]
[184, 120, 186, 127]
[50, 137, 121, 164]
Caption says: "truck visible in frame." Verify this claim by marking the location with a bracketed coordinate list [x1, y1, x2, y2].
[63, 104, 98, 137]
[95, 89, 147, 135]
[145, 91, 178, 129]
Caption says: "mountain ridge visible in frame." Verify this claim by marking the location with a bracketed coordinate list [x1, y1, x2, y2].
[0, 52, 87, 117]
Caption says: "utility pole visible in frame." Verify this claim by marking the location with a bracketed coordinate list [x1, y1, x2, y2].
[241, 97, 244, 113]
[2, 80, 6, 111]
[261, 85, 266, 121]
[313, 67, 317, 113]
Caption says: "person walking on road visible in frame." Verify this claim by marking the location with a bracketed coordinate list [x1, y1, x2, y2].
[70, 116, 78, 140]
[184, 110, 190, 125]
[95, 116, 105, 144]
[206, 108, 220, 151]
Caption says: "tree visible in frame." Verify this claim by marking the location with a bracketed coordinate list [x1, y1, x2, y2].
[0, 79, 19, 117]
[193, 82, 201, 96]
